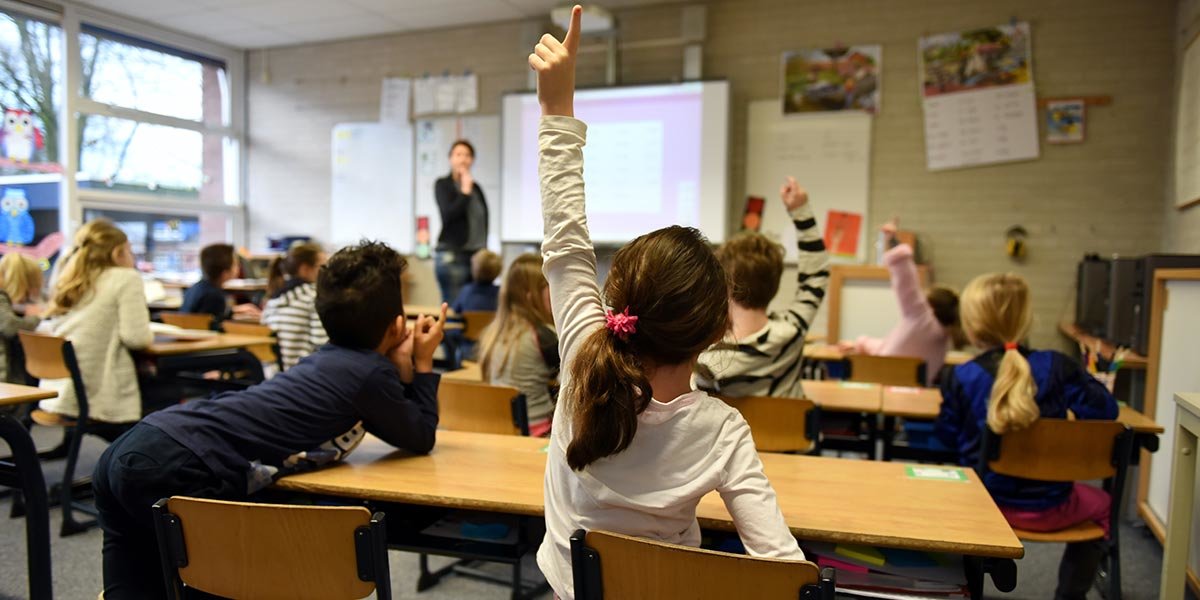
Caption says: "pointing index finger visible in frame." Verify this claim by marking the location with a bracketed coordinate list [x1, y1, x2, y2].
[563, 4, 582, 54]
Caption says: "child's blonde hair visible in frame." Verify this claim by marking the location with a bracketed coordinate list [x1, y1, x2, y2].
[471, 249, 502, 284]
[47, 219, 129, 317]
[960, 272, 1038, 434]
[479, 253, 552, 377]
[0, 253, 43, 304]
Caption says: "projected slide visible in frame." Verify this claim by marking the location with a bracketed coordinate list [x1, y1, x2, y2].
[501, 81, 728, 244]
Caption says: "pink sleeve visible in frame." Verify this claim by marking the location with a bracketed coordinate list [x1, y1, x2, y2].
[854, 335, 885, 355]
[883, 244, 928, 319]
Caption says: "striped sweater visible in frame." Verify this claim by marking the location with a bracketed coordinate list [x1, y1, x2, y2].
[694, 204, 830, 399]
[261, 279, 327, 370]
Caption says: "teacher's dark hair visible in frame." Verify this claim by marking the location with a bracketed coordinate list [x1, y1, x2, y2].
[449, 139, 475, 158]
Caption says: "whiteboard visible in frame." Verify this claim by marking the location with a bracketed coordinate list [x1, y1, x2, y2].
[413, 115, 501, 252]
[1146, 279, 1200, 577]
[1176, 35, 1200, 208]
[745, 101, 871, 262]
[330, 122, 414, 252]
[838, 280, 902, 341]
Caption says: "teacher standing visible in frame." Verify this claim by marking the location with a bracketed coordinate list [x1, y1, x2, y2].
[434, 139, 489, 303]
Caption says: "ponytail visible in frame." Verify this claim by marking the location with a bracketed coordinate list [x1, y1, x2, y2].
[986, 344, 1039, 433]
[266, 254, 287, 297]
[564, 327, 652, 471]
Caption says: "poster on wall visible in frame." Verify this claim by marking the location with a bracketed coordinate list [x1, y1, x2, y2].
[781, 46, 881, 114]
[918, 22, 1040, 170]
[1045, 99, 1085, 144]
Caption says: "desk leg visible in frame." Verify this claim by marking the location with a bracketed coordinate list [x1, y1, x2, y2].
[1159, 412, 1198, 600]
[965, 556, 1016, 599]
[881, 416, 896, 462]
[0, 415, 52, 600]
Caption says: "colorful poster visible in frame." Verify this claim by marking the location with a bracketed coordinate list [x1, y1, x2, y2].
[1045, 99, 1085, 144]
[918, 22, 1039, 170]
[824, 210, 862, 258]
[782, 46, 881, 114]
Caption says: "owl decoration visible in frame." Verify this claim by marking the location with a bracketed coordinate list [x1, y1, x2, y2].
[1, 108, 44, 164]
[0, 188, 35, 246]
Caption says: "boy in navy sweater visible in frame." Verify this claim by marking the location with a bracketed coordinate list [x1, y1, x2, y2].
[180, 243, 261, 324]
[94, 241, 447, 600]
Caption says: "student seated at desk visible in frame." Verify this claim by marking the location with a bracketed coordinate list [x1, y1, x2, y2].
[37, 220, 152, 437]
[0, 254, 43, 375]
[92, 241, 446, 600]
[839, 219, 965, 385]
[935, 272, 1117, 600]
[261, 241, 327, 370]
[528, 15, 803, 599]
[478, 253, 559, 437]
[451, 248, 501, 314]
[180, 243, 261, 325]
[693, 178, 829, 399]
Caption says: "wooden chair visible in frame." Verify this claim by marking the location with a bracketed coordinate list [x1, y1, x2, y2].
[843, 354, 926, 387]
[460, 310, 496, 343]
[978, 419, 1134, 600]
[152, 497, 390, 600]
[437, 380, 529, 436]
[570, 529, 835, 600]
[160, 312, 213, 331]
[221, 321, 282, 372]
[719, 396, 821, 454]
[19, 331, 105, 536]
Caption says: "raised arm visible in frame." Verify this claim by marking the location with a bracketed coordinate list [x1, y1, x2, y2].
[882, 242, 927, 319]
[531, 6, 605, 366]
[778, 178, 829, 332]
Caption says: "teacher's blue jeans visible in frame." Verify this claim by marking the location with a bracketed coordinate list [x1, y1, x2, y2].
[435, 250, 473, 304]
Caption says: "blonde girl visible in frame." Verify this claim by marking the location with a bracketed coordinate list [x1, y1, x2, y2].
[529, 10, 803, 598]
[477, 253, 558, 436]
[39, 220, 152, 429]
[0, 253, 43, 389]
[935, 272, 1117, 600]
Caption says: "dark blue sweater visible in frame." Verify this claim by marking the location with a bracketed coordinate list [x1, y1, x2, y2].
[935, 347, 1117, 510]
[180, 278, 229, 323]
[144, 344, 439, 493]
[451, 282, 499, 314]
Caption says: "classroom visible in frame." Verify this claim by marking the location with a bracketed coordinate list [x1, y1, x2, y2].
[0, 0, 1198, 598]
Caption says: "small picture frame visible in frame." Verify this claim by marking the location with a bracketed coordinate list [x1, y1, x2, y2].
[1046, 99, 1086, 144]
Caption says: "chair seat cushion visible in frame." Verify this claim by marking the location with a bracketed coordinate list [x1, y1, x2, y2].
[1013, 521, 1105, 543]
[30, 409, 76, 427]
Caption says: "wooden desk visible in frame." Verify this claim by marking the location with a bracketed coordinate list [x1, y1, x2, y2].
[443, 362, 482, 382]
[277, 430, 1023, 561]
[801, 379, 881, 413]
[0, 384, 57, 599]
[223, 278, 268, 293]
[804, 344, 972, 367]
[1058, 322, 1147, 370]
[881, 386, 943, 419]
[148, 297, 183, 311]
[405, 304, 458, 318]
[141, 334, 277, 357]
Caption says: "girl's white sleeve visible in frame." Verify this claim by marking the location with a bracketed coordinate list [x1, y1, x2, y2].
[717, 417, 805, 560]
[538, 116, 605, 370]
[116, 270, 153, 350]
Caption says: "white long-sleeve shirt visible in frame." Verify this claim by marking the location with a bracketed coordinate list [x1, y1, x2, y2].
[39, 267, 152, 423]
[534, 116, 803, 599]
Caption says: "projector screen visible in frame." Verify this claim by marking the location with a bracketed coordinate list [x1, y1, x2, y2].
[501, 81, 729, 244]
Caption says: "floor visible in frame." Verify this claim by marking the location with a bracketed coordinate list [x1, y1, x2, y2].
[0, 425, 1184, 599]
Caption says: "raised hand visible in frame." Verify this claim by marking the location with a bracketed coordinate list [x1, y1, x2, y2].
[779, 176, 809, 210]
[411, 303, 449, 373]
[528, 5, 582, 117]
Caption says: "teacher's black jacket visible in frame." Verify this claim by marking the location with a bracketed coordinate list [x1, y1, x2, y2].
[434, 175, 488, 250]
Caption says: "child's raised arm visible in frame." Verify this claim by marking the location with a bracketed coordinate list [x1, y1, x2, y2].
[531, 6, 605, 366]
[778, 177, 829, 334]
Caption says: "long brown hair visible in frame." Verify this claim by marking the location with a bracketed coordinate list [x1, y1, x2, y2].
[267, 241, 324, 296]
[47, 219, 129, 317]
[564, 226, 730, 470]
[960, 273, 1038, 434]
[479, 253, 552, 377]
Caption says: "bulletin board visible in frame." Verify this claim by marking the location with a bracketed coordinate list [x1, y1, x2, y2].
[744, 100, 871, 262]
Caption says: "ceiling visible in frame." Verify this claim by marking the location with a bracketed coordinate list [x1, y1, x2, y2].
[73, 0, 678, 50]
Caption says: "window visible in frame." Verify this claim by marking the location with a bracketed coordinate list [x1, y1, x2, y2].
[0, 9, 62, 248]
[83, 207, 233, 278]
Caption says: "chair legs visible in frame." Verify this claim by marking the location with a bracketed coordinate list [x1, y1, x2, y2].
[59, 425, 97, 537]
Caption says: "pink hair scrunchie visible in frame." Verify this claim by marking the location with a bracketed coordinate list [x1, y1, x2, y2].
[604, 307, 638, 342]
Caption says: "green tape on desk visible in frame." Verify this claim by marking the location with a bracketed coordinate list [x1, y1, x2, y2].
[905, 466, 968, 482]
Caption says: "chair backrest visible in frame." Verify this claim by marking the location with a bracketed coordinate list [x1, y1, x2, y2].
[18, 331, 72, 380]
[438, 380, 528, 435]
[720, 396, 820, 453]
[571, 529, 834, 600]
[153, 497, 390, 600]
[161, 312, 213, 331]
[461, 310, 496, 342]
[221, 321, 278, 365]
[981, 418, 1133, 482]
[845, 355, 926, 387]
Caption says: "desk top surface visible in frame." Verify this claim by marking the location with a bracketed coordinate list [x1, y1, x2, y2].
[0, 383, 57, 407]
[277, 430, 1023, 559]
[804, 345, 973, 367]
[142, 333, 277, 357]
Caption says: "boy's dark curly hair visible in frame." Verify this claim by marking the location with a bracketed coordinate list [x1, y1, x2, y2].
[316, 240, 408, 350]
